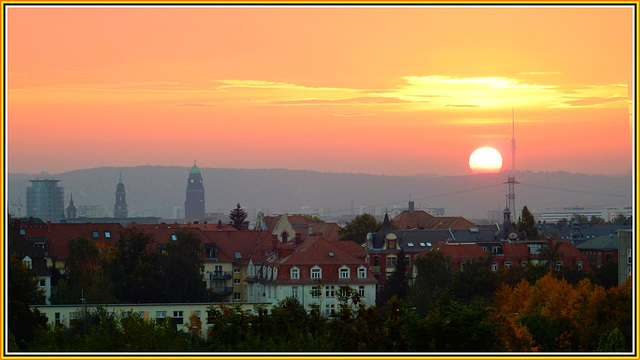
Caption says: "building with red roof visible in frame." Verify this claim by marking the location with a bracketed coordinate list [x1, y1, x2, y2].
[254, 236, 377, 313]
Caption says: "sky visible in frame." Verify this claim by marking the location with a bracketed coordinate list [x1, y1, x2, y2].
[6, 5, 634, 176]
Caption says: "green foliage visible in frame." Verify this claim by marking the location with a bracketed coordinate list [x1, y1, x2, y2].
[159, 229, 208, 302]
[8, 255, 48, 350]
[338, 213, 381, 245]
[408, 251, 452, 315]
[516, 205, 539, 239]
[380, 249, 409, 304]
[593, 261, 619, 289]
[229, 203, 248, 230]
[449, 255, 498, 303]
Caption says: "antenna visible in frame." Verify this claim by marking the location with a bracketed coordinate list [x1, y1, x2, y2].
[511, 108, 516, 172]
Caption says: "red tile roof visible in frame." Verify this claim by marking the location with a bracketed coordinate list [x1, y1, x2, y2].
[392, 211, 477, 230]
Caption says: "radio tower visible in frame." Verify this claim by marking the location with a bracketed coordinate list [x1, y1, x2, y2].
[505, 108, 519, 217]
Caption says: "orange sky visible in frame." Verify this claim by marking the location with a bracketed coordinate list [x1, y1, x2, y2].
[5, 5, 634, 176]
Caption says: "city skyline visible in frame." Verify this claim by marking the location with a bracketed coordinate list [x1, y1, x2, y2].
[6, 5, 634, 176]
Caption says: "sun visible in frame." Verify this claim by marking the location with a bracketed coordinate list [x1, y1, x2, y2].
[469, 147, 503, 174]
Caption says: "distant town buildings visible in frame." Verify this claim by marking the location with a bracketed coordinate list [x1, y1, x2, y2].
[185, 163, 205, 221]
[26, 179, 65, 222]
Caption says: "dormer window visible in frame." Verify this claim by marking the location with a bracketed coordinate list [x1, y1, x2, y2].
[273, 267, 278, 279]
[290, 267, 300, 279]
[387, 239, 396, 249]
[339, 266, 350, 279]
[171, 234, 177, 241]
[311, 266, 322, 279]
[358, 266, 367, 279]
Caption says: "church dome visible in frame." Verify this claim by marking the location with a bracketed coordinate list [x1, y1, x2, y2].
[190, 164, 201, 174]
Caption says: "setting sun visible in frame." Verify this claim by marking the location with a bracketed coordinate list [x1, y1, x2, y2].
[469, 147, 503, 174]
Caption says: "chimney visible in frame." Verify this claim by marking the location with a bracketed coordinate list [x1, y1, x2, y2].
[295, 233, 302, 244]
[272, 234, 279, 256]
[217, 220, 223, 230]
[241, 221, 249, 231]
[408, 201, 415, 214]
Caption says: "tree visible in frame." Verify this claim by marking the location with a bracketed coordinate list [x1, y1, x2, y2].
[159, 229, 208, 302]
[516, 205, 539, 240]
[112, 227, 160, 303]
[338, 213, 381, 245]
[8, 255, 47, 350]
[380, 249, 409, 304]
[539, 240, 564, 272]
[449, 255, 498, 303]
[229, 203, 248, 230]
[408, 251, 452, 315]
[292, 214, 324, 223]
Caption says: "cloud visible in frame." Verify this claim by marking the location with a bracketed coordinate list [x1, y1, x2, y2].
[518, 71, 561, 76]
[270, 96, 411, 105]
[332, 112, 377, 117]
[445, 104, 479, 108]
[561, 96, 628, 107]
[176, 103, 213, 107]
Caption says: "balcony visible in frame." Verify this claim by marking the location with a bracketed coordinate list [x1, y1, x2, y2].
[211, 287, 233, 295]
[370, 266, 381, 275]
[209, 271, 232, 280]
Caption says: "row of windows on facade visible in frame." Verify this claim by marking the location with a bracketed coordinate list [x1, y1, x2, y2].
[259, 284, 367, 302]
[261, 265, 368, 281]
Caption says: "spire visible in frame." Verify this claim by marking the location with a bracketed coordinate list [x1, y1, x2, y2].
[118, 171, 123, 183]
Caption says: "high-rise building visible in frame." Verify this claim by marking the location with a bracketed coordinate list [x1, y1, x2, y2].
[26, 179, 65, 221]
[185, 163, 205, 220]
[114, 173, 128, 218]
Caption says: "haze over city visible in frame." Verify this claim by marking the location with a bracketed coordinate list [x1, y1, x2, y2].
[6, 5, 633, 177]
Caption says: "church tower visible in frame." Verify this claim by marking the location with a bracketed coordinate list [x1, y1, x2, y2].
[66, 193, 77, 219]
[114, 172, 128, 218]
[185, 162, 205, 220]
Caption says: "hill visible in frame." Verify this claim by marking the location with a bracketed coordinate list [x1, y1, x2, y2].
[7, 166, 632, 221]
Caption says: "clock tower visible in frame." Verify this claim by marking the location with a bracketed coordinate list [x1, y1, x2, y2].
[114, 172, 128, 218]
[185, 162, 205, 220]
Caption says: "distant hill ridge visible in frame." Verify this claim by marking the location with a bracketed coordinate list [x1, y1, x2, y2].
[7, 166, 632, 221]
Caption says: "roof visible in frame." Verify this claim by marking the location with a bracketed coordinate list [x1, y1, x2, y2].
[8, 224, 51, 276]
[501, 242, 530, 259]
[576, 234, 620, 250]
[434, 242, 487, 260]
[266, 237, 376, 284]
[392, 210, 435, 229]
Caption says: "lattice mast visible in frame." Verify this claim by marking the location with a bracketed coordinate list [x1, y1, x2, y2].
[505, 108, 518, 217]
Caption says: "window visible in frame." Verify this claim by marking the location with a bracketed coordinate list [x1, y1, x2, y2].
[628, 249, 632, 264]
[39, 279, 46, 286]
[504, 261, 512, 268]
[292, 286, 298, 298]
[234, 268, 240, 273]
[521, 261, 528, 268]
[373, 256, 380, 266]
[311, 286, 321, 298]
[339, 267, 350, 279]
[92, 231, 99, 238]
[205, 245, 217, 259]
[235, 251, 242, 260]
[267, 267, 272, 280]
[234, 293, 241, 301]
[576, 261, 583, 271]
[311, 266, 322, 279]
[419, 242, 426, 247]
[387, 239, 396, 249]
[55, 312, 61, 325]
[156, 311, 167, 322]
[358, 267, 367, 279]
[171, 234, 177, 241]
[407, 242, 414, 247]
[386, 256, 397, 268]
[23, 259, 32, 269]
[291, 267, 300, 279]
[193, 310, 201, 319]
[19, 229, 25, 236]
[172, 311, 184, 326]
[492, 262, 498, 272]
[325, 304, 335, 316]
[104, 231, 111, 238]
[358, 286, 365, 297]
[273, 267, 278, 279]
[555, 261, 563, 271]
[325, 285, 335, 297]
[234, 278, 240, 285]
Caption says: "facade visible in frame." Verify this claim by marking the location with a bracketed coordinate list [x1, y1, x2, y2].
[253, 236, 377, 314]
[9, 224, 52, 304]
[26, 179, 65, 222]
[185, 164, 205, 221]
[576, 233, 619, 268]
[113, 173, 128, 218]
[618, 229, 633, 285]
[31, 302, 268, 338]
